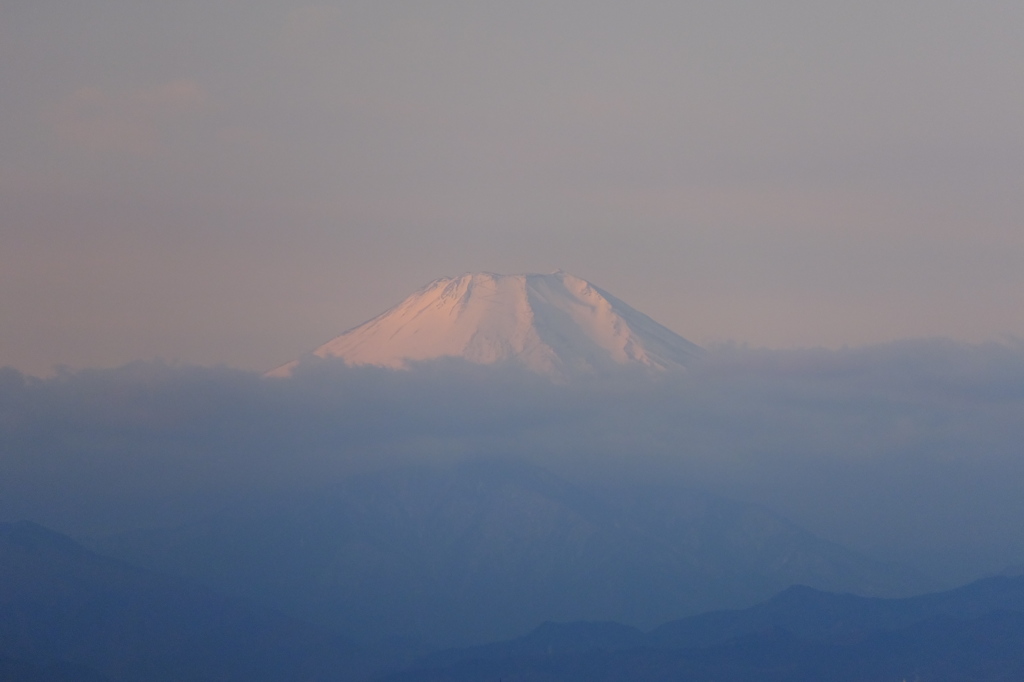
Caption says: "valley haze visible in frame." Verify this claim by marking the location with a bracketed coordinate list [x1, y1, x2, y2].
[2, 273, 1022, 587]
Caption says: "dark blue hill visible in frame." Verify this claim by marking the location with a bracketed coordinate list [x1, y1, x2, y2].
[388, 573, 1024, 681]
[0, 521, 376, 681]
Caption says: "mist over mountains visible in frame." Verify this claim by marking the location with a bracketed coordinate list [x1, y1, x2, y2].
[93, 459, 922, 648]
[8, 0, 1024, 672]
[2, 274, 1024, 676]
[3, 336, 1024, 587]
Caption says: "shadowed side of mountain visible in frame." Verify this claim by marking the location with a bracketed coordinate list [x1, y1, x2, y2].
[0, 521, 377, 682]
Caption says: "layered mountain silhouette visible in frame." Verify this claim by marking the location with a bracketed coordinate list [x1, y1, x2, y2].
[95, 460, 924, 649]
[269, 271, 703, 379]
[392, 573, 1024, 681]
[0, 521, 375, 681]
[5, 518, 1021, 680]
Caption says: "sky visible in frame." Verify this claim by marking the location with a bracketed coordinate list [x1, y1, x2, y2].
[2, 1, 1024, 376]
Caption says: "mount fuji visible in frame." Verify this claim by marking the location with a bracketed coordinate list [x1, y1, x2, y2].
[269, 271, 702, 379]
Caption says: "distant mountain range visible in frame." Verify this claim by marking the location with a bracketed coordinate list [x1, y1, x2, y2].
[391, 574, 1024, 681]
[4, 519, 1023, 681]
[269, 272, 703, 379]
[93, 460, 925, 650]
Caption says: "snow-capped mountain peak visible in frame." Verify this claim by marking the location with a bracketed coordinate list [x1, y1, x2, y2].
[269, 271, 702, 378]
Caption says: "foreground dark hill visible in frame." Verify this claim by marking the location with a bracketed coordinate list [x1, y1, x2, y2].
[0, 656, 106, 682]
[649, 571, 1024, 648]
[95, 459, 924, 649]
[392, 573, 1024, 681]
[0, 521, 374, 682]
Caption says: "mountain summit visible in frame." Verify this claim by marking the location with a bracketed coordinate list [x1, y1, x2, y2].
[269, 271, 702, 378]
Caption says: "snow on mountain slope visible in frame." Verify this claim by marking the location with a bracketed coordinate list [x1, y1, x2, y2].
[269, 272, 702, 379]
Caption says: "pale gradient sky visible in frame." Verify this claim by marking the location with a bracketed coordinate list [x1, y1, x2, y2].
[2, 1, 1023, 375]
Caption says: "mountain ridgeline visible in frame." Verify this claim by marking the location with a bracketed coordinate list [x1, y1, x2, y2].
[269, 271, 703, 379]
[4, 519, 1024, 681]
[390, 573, 1024, 681]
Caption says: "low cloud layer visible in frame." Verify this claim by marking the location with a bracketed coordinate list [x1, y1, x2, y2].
[2, 339, 1023, 583]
